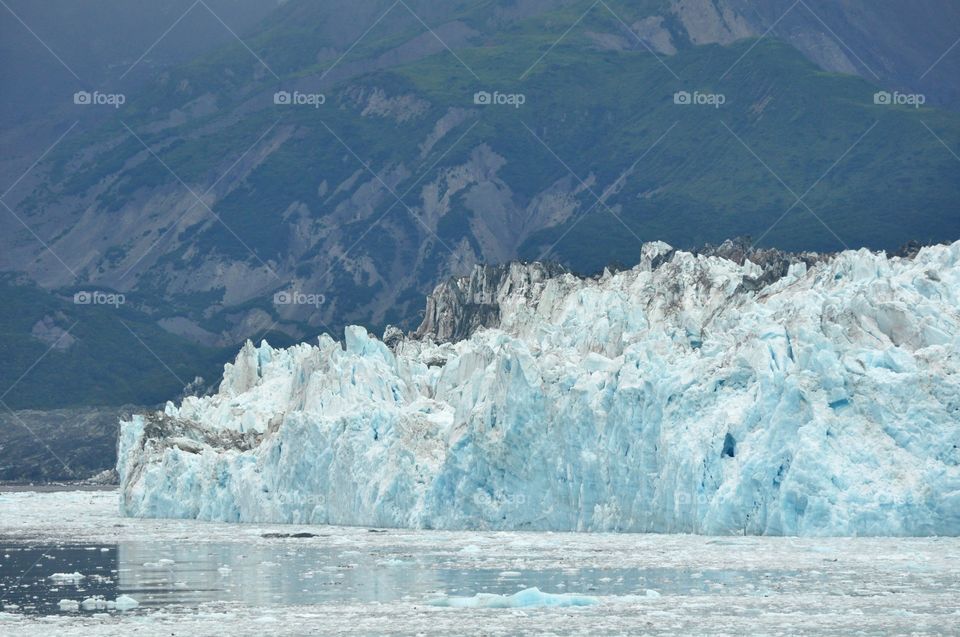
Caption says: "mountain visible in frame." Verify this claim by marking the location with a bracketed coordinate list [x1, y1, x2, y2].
[0, 0, 281, 127]
[2, 0, 960, 412]
[118, 240, 960, 535]
[665, 0, 960, 107]
[0, 0, 281, 211]
[0, 405, 137, 482]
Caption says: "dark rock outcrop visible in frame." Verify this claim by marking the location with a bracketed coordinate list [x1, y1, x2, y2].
[413, 262, 564, 343]
[693, 237, 829, 293]
[413, 239, 834, 344]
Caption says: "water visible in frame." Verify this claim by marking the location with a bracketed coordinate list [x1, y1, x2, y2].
[1, 545, 119, 614]
[1, 540, 821, 614]
[2, 490, 959, 635]
[3, 537, 955, 619]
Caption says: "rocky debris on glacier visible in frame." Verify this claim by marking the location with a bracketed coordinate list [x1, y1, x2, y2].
[413, 261, 565, 343]
[412, 238, 828, 344]
[118, 241, 960, 535]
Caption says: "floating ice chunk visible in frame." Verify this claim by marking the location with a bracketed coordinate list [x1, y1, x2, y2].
[645, 589, 661, 598]
[80, 596, 108, 611]
[218, 566, 232, 576]
[378, 558, 407, 566]
[79, 595, 139, 611]
[113, 595, 139, 611]
[139, 557, 174, 568]
[429, 587, 599, 608]
[48, 572, 84, 583]
[57, 599, 80, 611]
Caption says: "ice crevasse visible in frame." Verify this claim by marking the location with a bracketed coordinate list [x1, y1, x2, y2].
[119, 241, 960, 536]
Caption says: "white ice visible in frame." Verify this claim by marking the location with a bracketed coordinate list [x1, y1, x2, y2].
[118, 243, 960, 535]
[77, 596, 138, 612]
[429, 586, 598, 608]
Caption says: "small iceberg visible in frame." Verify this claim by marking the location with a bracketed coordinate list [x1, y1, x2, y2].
[48, 572, 85, 583]
[143, 558, 176, 568]
[79, 595, 139, 611]
[429, 587, 599, 608]
[80, 596, 108, 611]
[58, 599, 80, 611]
[114, 595, 139, 611]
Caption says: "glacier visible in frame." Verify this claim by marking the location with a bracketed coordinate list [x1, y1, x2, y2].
[118, 241, 960, 535]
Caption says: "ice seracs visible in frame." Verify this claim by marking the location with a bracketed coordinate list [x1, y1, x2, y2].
[119, 241, 960, 536]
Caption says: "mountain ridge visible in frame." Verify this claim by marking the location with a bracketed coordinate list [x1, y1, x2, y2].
[2, 0, 959, 413]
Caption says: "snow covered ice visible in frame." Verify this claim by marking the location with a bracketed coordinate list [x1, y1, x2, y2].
[119, 242, 960, 535]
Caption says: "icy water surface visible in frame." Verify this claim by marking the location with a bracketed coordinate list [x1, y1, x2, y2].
[1, 540, 816, 614]
[1, 490, 959, 636]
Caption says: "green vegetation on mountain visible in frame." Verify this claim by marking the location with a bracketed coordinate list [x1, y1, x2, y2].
[4, 0, 959, 409]
[0, 275, 228, 409]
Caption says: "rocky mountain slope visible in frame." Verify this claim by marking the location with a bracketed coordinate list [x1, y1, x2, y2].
[3, 0, 960, 413]
[0, 405, 140, 482]
[119, 240, 960, 535]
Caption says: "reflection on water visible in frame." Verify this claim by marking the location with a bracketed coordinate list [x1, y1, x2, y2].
[9, 537, 953, 618]
[0, 545, 118, 614]
[1, 540, 796, 615]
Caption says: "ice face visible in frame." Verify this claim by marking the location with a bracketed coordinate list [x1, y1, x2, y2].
[118, 243, 960, 535]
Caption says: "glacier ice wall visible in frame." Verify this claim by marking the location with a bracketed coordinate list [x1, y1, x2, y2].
[119, 242, 960, 535]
